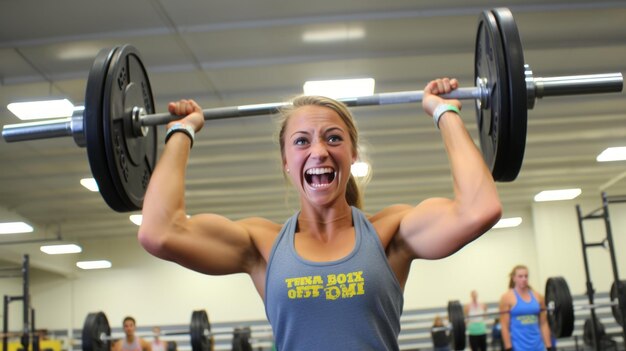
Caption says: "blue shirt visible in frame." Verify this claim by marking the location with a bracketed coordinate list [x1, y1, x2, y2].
[510, 289, 544, 351]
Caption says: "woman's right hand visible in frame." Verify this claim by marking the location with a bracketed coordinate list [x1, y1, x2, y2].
[421, 77, 462, 118]
[166, 99, 205, 133]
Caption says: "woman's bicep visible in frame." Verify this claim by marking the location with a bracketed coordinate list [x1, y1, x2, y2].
[144, 213, 259, 275]
[398, 197, 487, 259]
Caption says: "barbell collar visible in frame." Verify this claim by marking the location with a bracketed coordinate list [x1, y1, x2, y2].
[525, 64, 536, 109]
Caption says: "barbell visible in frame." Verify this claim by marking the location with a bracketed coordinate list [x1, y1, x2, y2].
[1, 8, 623, 212]
[444, 277, 626, 350]
[82, 310, 222, 351]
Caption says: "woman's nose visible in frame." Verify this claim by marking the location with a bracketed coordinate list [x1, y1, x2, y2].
[310, 140, 329, 159]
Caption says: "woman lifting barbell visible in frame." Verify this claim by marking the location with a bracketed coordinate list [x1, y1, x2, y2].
[499, 265, 555, 351]
[137, 77, 502, 350]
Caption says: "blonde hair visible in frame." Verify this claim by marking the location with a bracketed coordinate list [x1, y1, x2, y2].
[508, 264, 532, 289]
[277, 95, 365, 209]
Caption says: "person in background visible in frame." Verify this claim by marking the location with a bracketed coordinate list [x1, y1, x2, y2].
[431, 315, 450, 351]
[499, 265, 554, 351]
[111, 317, 152, 351]
[150, 327, 167, 351]
[465, 289, 488, 351]
[491, 318, 503, 351]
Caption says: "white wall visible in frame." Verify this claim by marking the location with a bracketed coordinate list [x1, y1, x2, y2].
[2, 197, 625, 335]
[533, 197, 626, 295]
[404, 206, 540, 309]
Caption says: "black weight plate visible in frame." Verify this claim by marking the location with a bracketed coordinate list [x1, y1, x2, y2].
[232, 327, 252, 351]
[166, 341, 177, 351]
[190, 310, 212, 351]
[583, 316, 605, 346]
[610, 280, 625, 326]
[102, 45, 157, 211]
[81, 312, 110, 351]
[447, 300, 466, 350]
[545, 276, 574, 337]
[491, 8, 527, 181]
[475, 10, 510, 182]
[85, 46, 129, 212]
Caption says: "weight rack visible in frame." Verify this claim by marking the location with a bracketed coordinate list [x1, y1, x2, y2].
[575, 192, 626, 350]
[2, 254, 38, 351]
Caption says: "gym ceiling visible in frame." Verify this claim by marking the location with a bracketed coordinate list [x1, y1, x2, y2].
[0, 0, 625, 275]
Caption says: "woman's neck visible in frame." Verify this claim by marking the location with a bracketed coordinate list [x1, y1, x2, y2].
[514, 286, 530, 294]
[297, 202, 353, 239]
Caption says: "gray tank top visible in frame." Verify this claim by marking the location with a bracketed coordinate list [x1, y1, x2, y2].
[265, 206, 404, 350]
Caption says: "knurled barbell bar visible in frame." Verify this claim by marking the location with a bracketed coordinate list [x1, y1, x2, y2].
[444, 277, 626, 350]
[1, 8, 623, 213]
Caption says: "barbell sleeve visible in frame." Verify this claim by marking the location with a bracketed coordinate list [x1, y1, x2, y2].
[2, 118, 73, 142]
[532, 73, 623, 98]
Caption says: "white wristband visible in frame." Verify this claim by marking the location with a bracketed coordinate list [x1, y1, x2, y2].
[433, 104, 460, 129]
[165, 123, 195, 148]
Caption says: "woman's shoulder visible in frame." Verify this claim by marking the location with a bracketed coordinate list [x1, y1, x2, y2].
[238, 217, 283, 259]
[367, 204, 413, 222]
[500, 289, 515, 302]
[239, 216, 283, 236]
[531, 289, 545, 302]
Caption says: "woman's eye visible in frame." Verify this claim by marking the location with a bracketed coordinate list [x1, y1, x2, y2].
[294, 137, 308, 145]
[328, 135, 343, 144]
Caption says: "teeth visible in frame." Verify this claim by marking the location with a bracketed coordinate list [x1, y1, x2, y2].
[305, 167, 334, 175]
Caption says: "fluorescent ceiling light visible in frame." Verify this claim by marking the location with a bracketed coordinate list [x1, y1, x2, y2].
[303, 78, 375, 99]
[8, 99, 75, 120]
[57, 45, 101, 60]
[493, 217, 522, 229]
[534, 188, 581, 202]
[302, 26, 365, 43]
[0, 222, 34, 235]
[129, 214, 142, 226]
[597, 147, 626, 162]
[40, 244, 82, 255]
[351, 161, 370, 178]
[76, 260, 112, 270]
[80, 178, 99, 192]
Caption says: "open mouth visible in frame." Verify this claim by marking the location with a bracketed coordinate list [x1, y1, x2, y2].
[304, 167, 336, 188]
